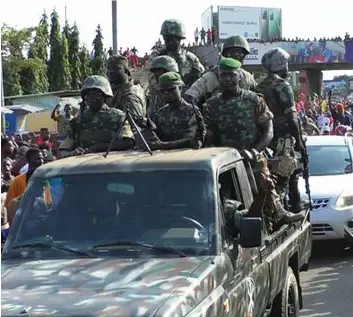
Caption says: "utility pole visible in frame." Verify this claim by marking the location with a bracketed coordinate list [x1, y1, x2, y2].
[112, 0, 118, 54]
[65, 6, 67, 24]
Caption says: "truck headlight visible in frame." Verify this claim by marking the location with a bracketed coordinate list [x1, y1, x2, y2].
[336, 190, 353, 208]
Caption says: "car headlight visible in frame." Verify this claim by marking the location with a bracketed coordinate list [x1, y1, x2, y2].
[336, 190, 353, 208]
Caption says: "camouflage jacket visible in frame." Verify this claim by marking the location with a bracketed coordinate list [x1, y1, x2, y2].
[110, 79, 147, 120]
[148, 48, 205, 90]
[185, 67, 258, 105]
[152, 99, 202, 143]
[60, 107, 134, 150]
[255, 74, 296, 135]
[205, 90, 273, 149]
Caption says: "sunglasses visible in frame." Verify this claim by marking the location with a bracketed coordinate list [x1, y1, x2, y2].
[160, 86, 178, 93]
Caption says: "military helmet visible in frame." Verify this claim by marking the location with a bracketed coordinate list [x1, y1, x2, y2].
[81, 75, 113, 97]
[160, 19, 186, 39]
[261, 47, 290, 72]
[150, 55, 179, 72]
[222, 36, 251, 54]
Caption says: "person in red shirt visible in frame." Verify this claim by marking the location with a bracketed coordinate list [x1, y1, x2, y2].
[206, 28, 212, 45]
[36, 128, 53, 149]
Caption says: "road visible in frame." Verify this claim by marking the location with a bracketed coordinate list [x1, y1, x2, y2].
[300, 245, 353, 317]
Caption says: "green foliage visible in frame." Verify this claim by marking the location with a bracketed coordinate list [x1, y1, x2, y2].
[48, 9, 62, 91]
[68, 23, 82, 90]
[79, 45, 92, 84]
[28, 11, 49, 61]
[91, 24, 106, 75]
[58, 35, 72, 90]
[2, 10, 102, 96]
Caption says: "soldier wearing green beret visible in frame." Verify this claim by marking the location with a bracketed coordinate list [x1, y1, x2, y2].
[204, 58, 304, 227]
[107, 55, 147, 126]
[147, 72, 205, 151]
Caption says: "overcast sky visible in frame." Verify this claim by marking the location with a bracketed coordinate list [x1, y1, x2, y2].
[1, 0, 353, 79]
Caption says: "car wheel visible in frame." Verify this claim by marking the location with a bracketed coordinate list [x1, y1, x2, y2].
[269, 267, 300, 317]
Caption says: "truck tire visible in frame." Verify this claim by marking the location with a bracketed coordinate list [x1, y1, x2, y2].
[269, 267, 300, 317]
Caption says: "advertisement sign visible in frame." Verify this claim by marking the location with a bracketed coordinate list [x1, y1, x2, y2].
[201, 6, 214, 32]
[218, 6, 282, 40]
[243, 40, 353, 65]
[323, 80, 348, 95]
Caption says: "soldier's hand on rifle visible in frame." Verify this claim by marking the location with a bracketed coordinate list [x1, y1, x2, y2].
[258, 170, 275, 192]
[147, 138, 163, 151]
[294, 139, 304, 152]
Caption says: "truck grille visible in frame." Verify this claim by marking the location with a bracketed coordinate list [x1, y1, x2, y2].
[312, 224, 334, 235]
[312, 198, 330, 210]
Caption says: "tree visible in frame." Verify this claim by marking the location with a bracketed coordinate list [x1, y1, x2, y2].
[68, 23, 81, 90]
[2, 24, 48, 96]
[79, 45, 91, 83]
[28, 11, 49, 61]
[48, 9, 62, 91]
[91, 24, 106, 75]
[58, 35, 72, 90]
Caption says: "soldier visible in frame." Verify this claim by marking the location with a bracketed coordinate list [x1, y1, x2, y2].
[256, 48, 307, 211]
[147, 55, 179, 116]
[205, 58, 304, 227]
[107, 55, 147, 124]
[148, 19, 205, 90]
[184, 35, 257, 107]
[147, 72, 205, 151]
[59, 75, 134, 158]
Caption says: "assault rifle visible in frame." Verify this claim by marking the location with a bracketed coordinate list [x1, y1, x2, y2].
[104, 110, 153, 158]
[297, 118, 313, 226]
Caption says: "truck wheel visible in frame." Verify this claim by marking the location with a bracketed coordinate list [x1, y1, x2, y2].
[270, 267, 300, 317]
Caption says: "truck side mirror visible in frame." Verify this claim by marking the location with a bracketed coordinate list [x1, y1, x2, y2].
[239, 217, 263, 248]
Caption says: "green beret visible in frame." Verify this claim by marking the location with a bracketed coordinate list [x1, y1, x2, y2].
[158, 71, 184, 87]
[218, 58, 242, 70]
[107, 55, 129, 70]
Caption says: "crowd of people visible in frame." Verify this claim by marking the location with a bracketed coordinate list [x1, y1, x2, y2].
[298, 93, 353, 136]
[1, 129, 61, 246]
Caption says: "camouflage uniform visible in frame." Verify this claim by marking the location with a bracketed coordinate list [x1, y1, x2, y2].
[108, 55, 147, 120]
[206, 57, 303, 228]
[148, 19, 205, 92]
[147, 55, 179, 116]
[185, 35, 257, 105]
[256, 48, 301, 207]
[152, 72, 203, 147]
[60, 75, 134, 153]
[205, 90, 273, 149]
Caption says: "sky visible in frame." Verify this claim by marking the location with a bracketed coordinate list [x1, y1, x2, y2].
[1, 0, 353, 79]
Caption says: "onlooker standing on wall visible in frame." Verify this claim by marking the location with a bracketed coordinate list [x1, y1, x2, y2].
[194, 27, 199, 45]
[200, 27, 206, 45]
[51, 104, 74, 140]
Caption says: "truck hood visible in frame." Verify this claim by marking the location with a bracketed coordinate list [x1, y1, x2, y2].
[299, 174, 353, 198]
[1, 256, 228, 317]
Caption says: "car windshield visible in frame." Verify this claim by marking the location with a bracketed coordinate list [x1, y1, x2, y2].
[5, 170, 215, 258]
[307, 145, 352, 176]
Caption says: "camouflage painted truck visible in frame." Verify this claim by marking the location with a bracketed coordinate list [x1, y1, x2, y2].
[1, 148, 312, 317]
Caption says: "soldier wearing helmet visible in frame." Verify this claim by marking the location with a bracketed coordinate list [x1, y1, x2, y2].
[184, 35, 257, 107]
[107, 55, 147, 126]
[256, 47, 307, 212]
[59, 75, 134, 158]
[147, 55, 179, 116]
[148, 19, 205, 92]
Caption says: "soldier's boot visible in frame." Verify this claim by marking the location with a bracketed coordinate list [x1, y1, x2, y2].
[271, 192, 305, 227]
[288, 177, 310, 212]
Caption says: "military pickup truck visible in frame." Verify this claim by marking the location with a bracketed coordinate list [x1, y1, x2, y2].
[2, 147, 312, 317]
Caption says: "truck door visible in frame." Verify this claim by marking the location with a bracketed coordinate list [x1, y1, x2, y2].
[218, 164, 271, 317]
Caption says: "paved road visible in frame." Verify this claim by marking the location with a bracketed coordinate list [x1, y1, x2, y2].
[300, 245, 353, 317]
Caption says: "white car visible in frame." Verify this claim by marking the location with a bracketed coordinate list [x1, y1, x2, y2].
[299, 135, 353, 244]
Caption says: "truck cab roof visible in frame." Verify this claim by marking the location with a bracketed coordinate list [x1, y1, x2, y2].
[34, 147, 243, 178]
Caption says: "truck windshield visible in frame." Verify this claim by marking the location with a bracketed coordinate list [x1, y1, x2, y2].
[7, 170, 216, 257]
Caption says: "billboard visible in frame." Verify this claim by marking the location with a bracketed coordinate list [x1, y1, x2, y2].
[201, 6, 214, 31]
[243, 40, 353, 65]
[218, 6, 282, 40]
